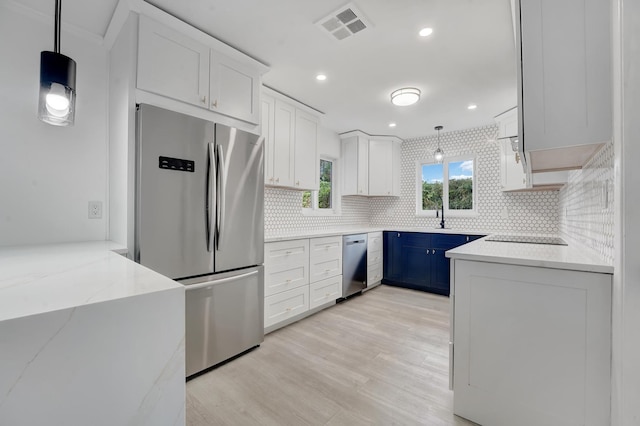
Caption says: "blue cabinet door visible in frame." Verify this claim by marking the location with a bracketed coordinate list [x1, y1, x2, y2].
[383, 231, 403, 283]
[429, 248, 451, 295]
[402, 245, 430, 288]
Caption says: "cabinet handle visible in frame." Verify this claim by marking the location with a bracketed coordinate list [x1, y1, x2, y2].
[397, 233, 400, 237]
[466, 236, 470, 242]
[359, 189, 363, 193]
[286, 279, 291, 283]
[325, 245, 331, 250]
[276, 177, 280, 183]
[515, 152, 520, 164]
[285, 251, 292, 255]
[269, 177, 274, 182]
[325, 269, 330, 273]
[201, 96, 207, 104]
[296, 181, 300, 186]
[286, 307, 292, 312]
[432, 249, 436, 255]
[325, 293, 331, 297]
[387, 191, 390, 195]
[211, 99, 218, 108]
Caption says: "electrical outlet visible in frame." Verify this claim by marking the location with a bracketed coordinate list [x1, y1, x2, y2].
[88, 201, 102, 219]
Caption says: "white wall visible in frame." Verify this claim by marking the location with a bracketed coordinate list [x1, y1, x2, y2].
[0, 3, 109, 246]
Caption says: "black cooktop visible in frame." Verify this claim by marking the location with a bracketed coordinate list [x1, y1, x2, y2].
[485, 235, 568, 246]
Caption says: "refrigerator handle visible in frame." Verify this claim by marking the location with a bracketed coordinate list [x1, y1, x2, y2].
[207, 142, 216, 253]
[184, 269, 259, 291]
[216, 143, 227, 251]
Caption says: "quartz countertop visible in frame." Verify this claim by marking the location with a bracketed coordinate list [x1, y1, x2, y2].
[0, 241, 182, 322]
[265, 227, 489, 242]
[445, 235, 614, 274]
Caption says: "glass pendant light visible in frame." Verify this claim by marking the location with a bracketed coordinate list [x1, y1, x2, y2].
[38, 0, 76, 126]
[433, 125, 444, 163]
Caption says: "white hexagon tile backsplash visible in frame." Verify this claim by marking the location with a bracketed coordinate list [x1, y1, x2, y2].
[265, 124, 614, 265]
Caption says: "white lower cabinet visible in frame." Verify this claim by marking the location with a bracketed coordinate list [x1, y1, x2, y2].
[264, 235, 342, 332]
[264, 286, 309, 328]
[452, 259, 611, 426]
[309, 276, 342, 310]
[367, 232, 383, 288]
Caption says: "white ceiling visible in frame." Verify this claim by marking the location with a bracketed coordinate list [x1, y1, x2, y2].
[19, 0, 518, 139]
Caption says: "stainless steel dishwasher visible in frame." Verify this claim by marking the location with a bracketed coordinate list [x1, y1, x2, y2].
[342, 234, 368, 297]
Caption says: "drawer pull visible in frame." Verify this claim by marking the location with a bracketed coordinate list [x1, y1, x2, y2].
[325, 269, 330, 273]
[286, 307, 292, 312]
[286, 279, 291, 283]
[325, 245, 331, 249]
[285, 251, 292, 255]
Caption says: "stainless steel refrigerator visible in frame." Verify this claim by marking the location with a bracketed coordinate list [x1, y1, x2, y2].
[135, 104, 264, 378]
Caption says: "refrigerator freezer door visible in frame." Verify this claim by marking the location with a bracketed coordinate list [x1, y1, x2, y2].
[136, 104, 214, 279]
[214, 124, 264, 272]
[183, 266, 264, 377]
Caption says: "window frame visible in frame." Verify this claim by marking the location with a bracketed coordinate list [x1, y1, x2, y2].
[302, 156, 340, 216]
[415, 154, 478, 218]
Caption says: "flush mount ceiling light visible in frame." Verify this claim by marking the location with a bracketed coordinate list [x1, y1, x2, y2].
[391, 88, 420, 106]
[467, 104, 478, 110]
[389, 122, 397, 128]
[434, 125, 445, 163]
[419, 27, 433, 37]
[38, 0, 76, 126]
[316, 74, 327, 81]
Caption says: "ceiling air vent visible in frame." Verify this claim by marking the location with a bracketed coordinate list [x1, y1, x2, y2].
[315, 3, 372, 41]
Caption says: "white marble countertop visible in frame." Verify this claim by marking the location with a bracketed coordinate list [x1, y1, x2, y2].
[0, 241, 183, 322]
[265, 227, 489, 242]
[446, 235, 614, 274]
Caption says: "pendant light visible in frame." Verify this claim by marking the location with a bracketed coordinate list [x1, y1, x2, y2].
[433, 125, 444, 163]
[38, 0, 76, 126]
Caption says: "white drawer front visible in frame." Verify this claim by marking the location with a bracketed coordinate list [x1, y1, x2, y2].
[368, 232, 382, 252]
[367, 248, 382, 267]
[367, 264, 383, 286]
[310, 257, 342, 283]
[265, 264, 308, 297]
[309, 275, 342, 309]
[264, 286, 309, 328]
[265, 239, 309, 267]
[309, 236, 342, 264]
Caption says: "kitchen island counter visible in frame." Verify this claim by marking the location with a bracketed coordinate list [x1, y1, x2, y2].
[445, 235, 613, 274]
[0, 241, 185, 426]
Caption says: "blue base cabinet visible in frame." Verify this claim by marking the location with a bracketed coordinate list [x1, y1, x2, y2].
[382, 231, 483, 296]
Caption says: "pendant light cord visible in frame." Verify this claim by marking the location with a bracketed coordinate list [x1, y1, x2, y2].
[54, 0, 61, 53]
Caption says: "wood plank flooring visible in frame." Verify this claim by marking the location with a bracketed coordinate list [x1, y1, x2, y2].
[186, 284, 477, 426]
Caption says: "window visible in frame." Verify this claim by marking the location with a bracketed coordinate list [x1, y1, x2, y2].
[303, 158, 338, 214]
[416, 156, 476, 216]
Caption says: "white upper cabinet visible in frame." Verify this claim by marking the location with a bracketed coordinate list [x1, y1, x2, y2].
[294, 109, 319, 190]
[137, 16, 209, 108]
[368, 139, 392, 196]
[495, 108, 526, 191]
[517, 0, 611, 168]
[137, 15, 263, 125]
[341, 135, 368, 196]
[369, 139, 401, 196]
[209, 53, 260, 124]
[272, 99, 296, 187]
[341, 132, 401, 196]
[262, 88, 320, 191]
[261, 94, 275, 185]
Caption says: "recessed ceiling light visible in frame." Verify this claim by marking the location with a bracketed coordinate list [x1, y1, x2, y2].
[316, 74, 327, 81]
[467, 104, 478, 110]
[391, 88, 421, 106]
[389, 122, 397, 128]
[419, 28, 433, 37]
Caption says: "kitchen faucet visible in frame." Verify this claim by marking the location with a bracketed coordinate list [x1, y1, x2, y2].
[436, 203, 445, 229]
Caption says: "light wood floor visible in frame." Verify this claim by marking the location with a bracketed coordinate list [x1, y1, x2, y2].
[186, 284, 477, 426]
